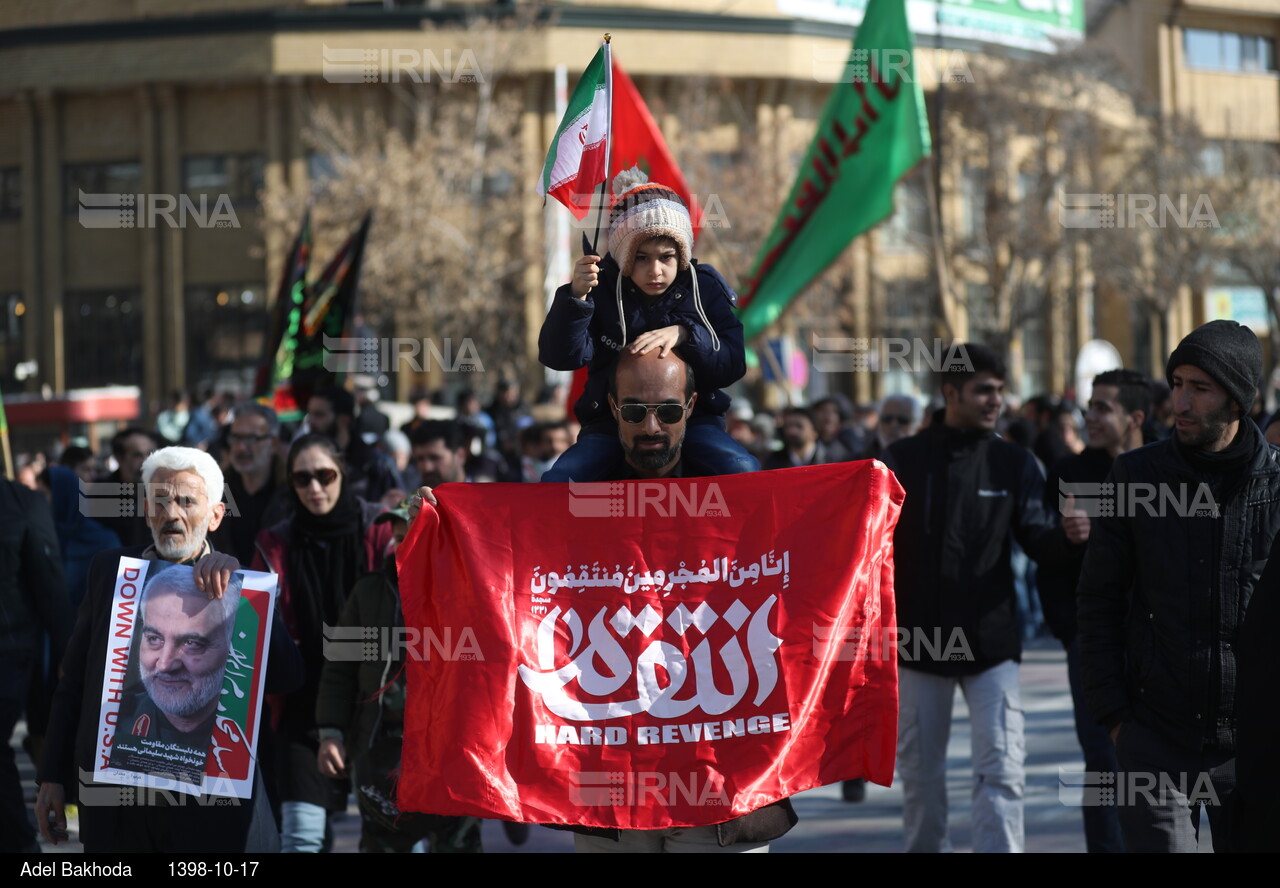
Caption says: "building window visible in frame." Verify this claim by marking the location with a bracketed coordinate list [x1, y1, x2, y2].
[1199, 141, 1226, 176]
[185, 284, 268, 391]
[0, 294, 25, 384]
[63, 161, 142, 215]
[960, 167, 985, 240]
[882, 172, 929, 250]
[0, 167, 20, 219]
[182, 154, 264, 205]
[1184, 28, 1277, 74]
[1020, 309, 1048, 397]
[63, 290, 143, 387]
[308, 152, 337, 188]
[966, 283, 999, 343]
[880, 279, 936, 400]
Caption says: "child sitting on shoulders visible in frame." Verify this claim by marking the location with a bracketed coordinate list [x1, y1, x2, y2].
[539, 168, 759, 481]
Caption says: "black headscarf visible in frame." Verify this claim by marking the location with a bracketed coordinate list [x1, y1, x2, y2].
[285, 477, 367, 733]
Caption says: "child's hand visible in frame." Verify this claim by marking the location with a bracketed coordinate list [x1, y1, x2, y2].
[630, 325, 688, 358]
[572, 254, 601, 298]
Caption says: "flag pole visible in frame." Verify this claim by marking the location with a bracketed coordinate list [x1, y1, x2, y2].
[0, 388, 12, 481]
[588, 34, 613, 256]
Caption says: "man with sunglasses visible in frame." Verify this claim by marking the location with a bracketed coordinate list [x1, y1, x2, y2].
[858, 395, 920, 462]
[212, 402, 289, 564]
[407, 350, 796, 852]
[579, 350, 798, 851]
[608, 354, 697, 479]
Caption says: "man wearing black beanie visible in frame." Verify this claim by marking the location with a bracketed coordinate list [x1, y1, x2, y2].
[1078, 319, 1280, 852]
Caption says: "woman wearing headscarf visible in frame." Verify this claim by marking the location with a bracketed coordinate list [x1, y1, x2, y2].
[252, 434, 392, 853]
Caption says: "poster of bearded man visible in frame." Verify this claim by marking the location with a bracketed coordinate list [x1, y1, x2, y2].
[94, 559, 277, 799]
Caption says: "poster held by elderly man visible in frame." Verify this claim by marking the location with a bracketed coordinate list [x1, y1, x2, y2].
[398, 460, 903, 828]
[92, 558, 277, 800]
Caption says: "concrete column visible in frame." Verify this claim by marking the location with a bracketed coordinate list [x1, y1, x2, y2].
[156, 84, 185, 396]
[17, 93, 40, 392]
[263, 79, 286, 306]
[137, 84, 163, 409]
[851, 236, 872, 404]
[286, 78, 308, 196]
[521, 71, 548, 399]
[35, 90, 64, 394]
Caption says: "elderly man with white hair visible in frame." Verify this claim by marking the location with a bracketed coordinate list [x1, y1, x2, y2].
[36, 446, 302, 853]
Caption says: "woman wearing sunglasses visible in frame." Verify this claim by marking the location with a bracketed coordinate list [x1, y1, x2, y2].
[251, 433, 394, 852]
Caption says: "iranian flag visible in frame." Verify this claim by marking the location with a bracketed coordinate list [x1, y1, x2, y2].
[537, 44, 611, 219]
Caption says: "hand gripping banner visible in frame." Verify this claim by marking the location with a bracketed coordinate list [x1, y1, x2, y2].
[397, 460, 903, 829]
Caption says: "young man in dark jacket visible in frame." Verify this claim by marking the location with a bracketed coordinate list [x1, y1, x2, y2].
[883, 344, 1089, 852]
[1040, 368, 1152, 853]
[1077, 320, 1280, 852]
[1, 476, 70, 852]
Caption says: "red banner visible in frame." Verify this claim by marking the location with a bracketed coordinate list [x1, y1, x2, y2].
[397, 461, 903, 829]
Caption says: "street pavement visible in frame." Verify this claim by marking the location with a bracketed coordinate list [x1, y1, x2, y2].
[19, 638, 1213, 853]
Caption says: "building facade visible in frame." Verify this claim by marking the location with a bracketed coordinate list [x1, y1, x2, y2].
[1, 0, 1274, 421]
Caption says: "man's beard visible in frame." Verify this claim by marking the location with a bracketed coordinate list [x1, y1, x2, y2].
[628, 430, 684, 471]
[153, 516, 211, 562]
[232, 453, 263, 475]
[1176, 403, 1236, 450]
[142, 661, 225, 720]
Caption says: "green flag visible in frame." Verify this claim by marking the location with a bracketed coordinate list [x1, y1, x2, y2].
[737, 0, 931, 340]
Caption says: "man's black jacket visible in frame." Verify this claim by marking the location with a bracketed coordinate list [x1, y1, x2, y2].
[0, 478, 70, 661]
[1077, 422, 1280, 752]
[884, 423, 1073, 675]
[1039, 447, 1115, 647]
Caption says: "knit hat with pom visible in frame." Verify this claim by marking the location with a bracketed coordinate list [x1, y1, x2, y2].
[606, 167, 694, 277]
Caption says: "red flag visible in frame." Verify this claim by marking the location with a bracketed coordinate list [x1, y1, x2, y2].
[397, 461, 902, 829]
[610, 57, 704, 236]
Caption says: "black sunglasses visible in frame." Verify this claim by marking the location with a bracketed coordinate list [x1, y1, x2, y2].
[291, 468, 339, 488]
[229, 433, 273, 445]
[879, 415, 913, 425]
[616, 399, 691, 425]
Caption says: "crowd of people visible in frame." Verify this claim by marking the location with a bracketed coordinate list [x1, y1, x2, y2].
[2, 168, 1276, 854]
